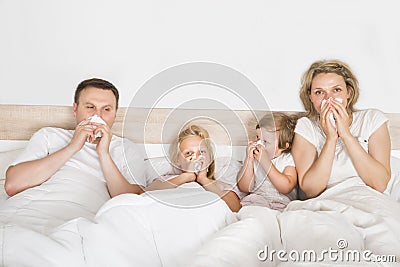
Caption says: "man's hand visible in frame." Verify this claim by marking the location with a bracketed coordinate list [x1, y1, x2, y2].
[69, 118, 95, 152]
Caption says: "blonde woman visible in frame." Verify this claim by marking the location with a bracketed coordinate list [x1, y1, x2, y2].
[292, 59, 391, 198]
[145, 125, 242, 212]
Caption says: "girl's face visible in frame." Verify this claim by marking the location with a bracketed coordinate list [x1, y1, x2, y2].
[256, 127, 281, 159]
[309, 73, 351, 113]
[176, 136, 212, 171]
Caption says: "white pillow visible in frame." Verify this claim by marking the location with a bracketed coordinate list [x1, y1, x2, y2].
[141, 156, 243, 185]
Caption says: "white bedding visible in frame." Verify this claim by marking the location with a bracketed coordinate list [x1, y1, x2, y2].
[0, 184, 236, 267]
[193, 178, 400, 266]
[1, 143, 400, 266]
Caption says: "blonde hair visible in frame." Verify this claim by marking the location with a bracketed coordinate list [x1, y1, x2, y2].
[170, 125, 215, 180]
[299, 59, 359, 120]
[256, 112, 299, 154]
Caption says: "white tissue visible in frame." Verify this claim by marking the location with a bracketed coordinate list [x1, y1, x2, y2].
[193, 155, 205, 174]
[89, 115, 106, 138]
[254, 139, 265, 148]
[321, 97, 343, 128]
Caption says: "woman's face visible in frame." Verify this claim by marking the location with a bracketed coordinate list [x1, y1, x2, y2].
[176, 136, 212, 171]
[309, 73, 351, 113]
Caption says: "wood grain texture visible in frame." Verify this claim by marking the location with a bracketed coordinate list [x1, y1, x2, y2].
[0, 105, 398, 149]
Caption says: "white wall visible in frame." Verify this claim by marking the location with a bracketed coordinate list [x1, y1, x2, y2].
[1, 0, 399, 112]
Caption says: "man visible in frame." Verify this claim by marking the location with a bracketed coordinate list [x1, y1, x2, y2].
[3, 78, 145, 232]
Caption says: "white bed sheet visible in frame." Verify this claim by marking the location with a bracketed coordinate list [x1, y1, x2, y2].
[0, 183, 236, 267]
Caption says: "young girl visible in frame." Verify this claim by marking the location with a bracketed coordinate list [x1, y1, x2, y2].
[238, 112, 298, 211]
[145, 125, 242, 212]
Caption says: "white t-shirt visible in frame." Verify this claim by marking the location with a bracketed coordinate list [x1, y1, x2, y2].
[1, 127, 146, 233]
[12, 127, 146, 186]
[241, 153, 297, 208]
[294, 109, 388, 187]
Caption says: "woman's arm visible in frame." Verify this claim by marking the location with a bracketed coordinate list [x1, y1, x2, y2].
[292, 133, 336, 198]
[341, 123, 391, 192]
[331, 102, 391, 192]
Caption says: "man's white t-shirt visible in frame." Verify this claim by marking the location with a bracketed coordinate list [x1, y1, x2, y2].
[12, 127, 146, 186]
[2, 127, 146, 233]
[294, 109, 388, 187]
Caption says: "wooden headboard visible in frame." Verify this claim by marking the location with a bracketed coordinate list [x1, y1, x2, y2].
[0, 104, 399, 149]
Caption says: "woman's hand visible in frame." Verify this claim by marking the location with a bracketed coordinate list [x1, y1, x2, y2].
[330, 99, 352, 139]
[320, 100, 339, 141]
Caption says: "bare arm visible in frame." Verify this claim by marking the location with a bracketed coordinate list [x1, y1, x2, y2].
[263, 163, 297, 195]
[196, 169, 241, 212]
[331, 102, 391, 192]
[5, 145, 77, 196]
[95, 124, 144, 196]
[5, 122, 95, 197]
[340, 123, 391, 192]
[253, 146, 298, 195]
[145, 172, 196, 191]
[292, 133, 337, 198]
[237, 142, 256, 192]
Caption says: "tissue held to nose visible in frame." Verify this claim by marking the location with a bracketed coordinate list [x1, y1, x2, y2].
[88, 115, 106, 139]
[321, 97, 343, 128]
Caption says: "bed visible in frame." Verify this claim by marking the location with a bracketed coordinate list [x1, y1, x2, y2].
[0, 104, 399, 266]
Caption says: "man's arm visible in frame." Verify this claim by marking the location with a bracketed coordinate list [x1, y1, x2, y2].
[5, 145, 78, 196]
[5, 122, 96, 196]
[94, 123, 145, 196]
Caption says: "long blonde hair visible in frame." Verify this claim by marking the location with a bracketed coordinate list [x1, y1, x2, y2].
[299, 59, 359, 120]
[170, 125, 215, 180]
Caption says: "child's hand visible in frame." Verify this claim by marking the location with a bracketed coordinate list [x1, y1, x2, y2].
[246, 141, 257, 160]
[195, 168, 211, 185]
[253, 143, 270, 163]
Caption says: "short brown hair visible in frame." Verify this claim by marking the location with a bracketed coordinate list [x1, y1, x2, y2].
[74, 78, 119, 109]
[256, 112, 299, 154]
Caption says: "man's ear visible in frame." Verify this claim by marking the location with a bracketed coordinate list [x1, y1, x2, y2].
[73, 103, 78, 118]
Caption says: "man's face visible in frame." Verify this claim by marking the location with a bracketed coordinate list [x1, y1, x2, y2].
[73, 86, 117, 127]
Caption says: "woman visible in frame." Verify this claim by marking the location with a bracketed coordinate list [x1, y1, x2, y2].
[292, 59, 391, 198]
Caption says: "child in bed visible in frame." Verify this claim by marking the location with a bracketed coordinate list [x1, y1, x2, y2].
[145, 124, 242, 212]
[238, 112, 298, 211]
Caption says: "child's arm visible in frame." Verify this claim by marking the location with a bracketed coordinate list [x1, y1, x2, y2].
[196, 170, 241, 212]
[145, 172, 196, 191]
[237, 142, 256, 193]
[261, 163, 297, 194]
[254, 144, 297, 194]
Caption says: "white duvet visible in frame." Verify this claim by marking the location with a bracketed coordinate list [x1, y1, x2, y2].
[0, 183, 236, 267]
[192, 177, 400, 266]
